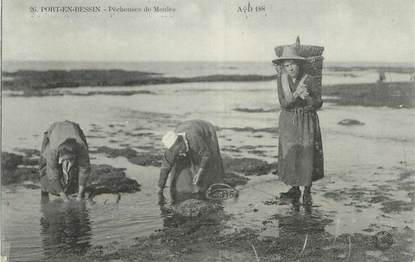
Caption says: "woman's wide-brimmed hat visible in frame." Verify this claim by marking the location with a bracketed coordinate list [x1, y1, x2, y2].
[272, 45, 305, 65]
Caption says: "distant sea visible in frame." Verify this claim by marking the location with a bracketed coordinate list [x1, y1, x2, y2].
[3, 60, 414, 78]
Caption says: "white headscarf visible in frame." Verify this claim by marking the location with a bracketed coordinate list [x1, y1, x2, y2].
[162, 131, 178, 149]
[58, 157, 74, 186]
[162, 131, 189, 152]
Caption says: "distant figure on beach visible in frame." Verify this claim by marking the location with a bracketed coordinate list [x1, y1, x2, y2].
[272, 45, 324, 205]
[158, 120, 225, 200]
[377, 71, 386, 83]
[39, 121, 91, 202]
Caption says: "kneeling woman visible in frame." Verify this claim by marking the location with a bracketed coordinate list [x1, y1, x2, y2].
[273, 46, 324, 204]
[158, 120, 225, 202]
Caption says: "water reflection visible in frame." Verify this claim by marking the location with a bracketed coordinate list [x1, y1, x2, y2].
[276, 192, 313, 213]
[158, 192, 178, 228]
[268, 204, 333, 235]
[40, 200, 92, 259]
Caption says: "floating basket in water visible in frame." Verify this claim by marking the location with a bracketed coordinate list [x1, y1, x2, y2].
[206, 183, 238, 200]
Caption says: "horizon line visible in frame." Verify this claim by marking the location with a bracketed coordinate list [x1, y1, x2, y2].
[3, 59, 415, 65]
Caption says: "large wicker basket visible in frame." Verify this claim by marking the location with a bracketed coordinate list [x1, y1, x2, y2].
[304, 56, 324, 87]
[274, 36, 324, 58]
[275, 45, 324, 58]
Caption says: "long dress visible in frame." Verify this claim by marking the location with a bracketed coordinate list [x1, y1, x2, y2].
[277, 73, 324, 186]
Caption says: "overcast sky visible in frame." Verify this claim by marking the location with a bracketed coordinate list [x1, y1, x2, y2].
[3, 0, 414, 62]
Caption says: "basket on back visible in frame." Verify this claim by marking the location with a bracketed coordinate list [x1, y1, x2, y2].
[274, 37, 324, 87]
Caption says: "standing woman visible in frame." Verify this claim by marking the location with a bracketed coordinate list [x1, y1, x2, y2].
[272, 45, 324, 204]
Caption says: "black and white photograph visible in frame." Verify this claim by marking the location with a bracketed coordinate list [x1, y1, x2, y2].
[1, 0, 414, 261]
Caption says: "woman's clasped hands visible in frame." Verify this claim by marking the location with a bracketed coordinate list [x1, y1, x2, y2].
[293, 83, 309, 99]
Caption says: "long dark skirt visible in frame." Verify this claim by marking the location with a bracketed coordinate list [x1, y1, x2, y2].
[278, 109, 324, 186]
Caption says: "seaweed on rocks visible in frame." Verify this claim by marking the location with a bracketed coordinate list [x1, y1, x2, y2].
[86, 164, 141, 195]
[222, 156, 277, 176]
[1, 151, 141, 195]
[1, 152, 37, 185]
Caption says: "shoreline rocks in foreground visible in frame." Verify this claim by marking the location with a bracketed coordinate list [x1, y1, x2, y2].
[2, 147, 275, 191]
[1, 152, 38, 185]
[86, 164, 140, 194]
[222, 156, 278, 176]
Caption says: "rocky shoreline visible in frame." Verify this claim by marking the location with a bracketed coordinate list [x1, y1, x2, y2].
[1, 146, 276, 192]
[1, 151, 141, 194]
[2, 70, 275, 93]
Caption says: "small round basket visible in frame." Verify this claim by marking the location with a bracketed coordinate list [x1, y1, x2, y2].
[374, 231, 393, 250]
[205, 183, 238, 200]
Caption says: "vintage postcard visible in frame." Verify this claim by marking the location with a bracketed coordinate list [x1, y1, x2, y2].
[1, 0, 414, 261]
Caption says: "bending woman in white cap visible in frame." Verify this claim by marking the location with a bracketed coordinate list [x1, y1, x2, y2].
[158, 120, 225, 196]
